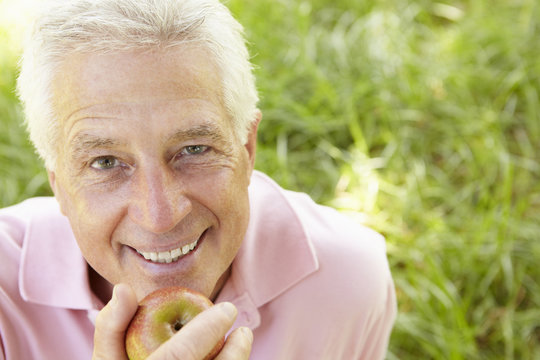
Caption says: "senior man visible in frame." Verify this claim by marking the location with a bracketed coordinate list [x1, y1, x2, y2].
[0, 0, 396, 359]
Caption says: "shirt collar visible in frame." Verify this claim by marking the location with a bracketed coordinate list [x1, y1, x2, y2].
[19, 198, 98, 310]
[227, 171, 319, 308]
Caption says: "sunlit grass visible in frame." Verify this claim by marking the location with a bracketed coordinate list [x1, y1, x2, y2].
[1, 0, 539, 358]
[230, 0, 540, 358]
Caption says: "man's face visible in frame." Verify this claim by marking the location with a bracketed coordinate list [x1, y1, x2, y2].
[48, 46, 258, 301]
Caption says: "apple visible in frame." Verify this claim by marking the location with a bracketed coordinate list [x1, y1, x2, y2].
[125, 286, 225, 360]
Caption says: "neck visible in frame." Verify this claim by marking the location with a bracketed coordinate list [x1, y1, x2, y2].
[210, 266, 231, 301]
[88, 265, 114, 306]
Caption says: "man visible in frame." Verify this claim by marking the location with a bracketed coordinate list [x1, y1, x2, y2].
[0, 0, 397, 359]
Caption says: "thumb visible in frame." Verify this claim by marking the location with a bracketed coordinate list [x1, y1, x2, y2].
[93, 283, 138, 360]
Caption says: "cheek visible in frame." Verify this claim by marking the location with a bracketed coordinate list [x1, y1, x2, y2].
[196, 166, 249, 214]
[189, 164, 251, 247]
[215, 175, 250, 255]
[69, 203, 117, 259]
[66, 195, 126, 286]
[56, 179, 123, 256]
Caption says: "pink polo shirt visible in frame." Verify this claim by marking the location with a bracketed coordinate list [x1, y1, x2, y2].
[0, 171, 396, 359]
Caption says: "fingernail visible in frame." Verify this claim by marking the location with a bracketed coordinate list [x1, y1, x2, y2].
[241, 327, 253, 343]
[111, 284, 120, 307]
[219, 302, 237, 320]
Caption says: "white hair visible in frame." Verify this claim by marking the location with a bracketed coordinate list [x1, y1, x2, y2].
[17, 0, 259, 170]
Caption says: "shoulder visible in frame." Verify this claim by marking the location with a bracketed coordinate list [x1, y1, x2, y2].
[248, 173, 396, 357]
[0, 197, 63, 296]
[0, 198, 95, 359]
[0, 197, 61, 232]
[250, 171, 394, 310]
[0, 198, 58, 358]
[285, 188, 393, 309]
[0, 197, 59, 251]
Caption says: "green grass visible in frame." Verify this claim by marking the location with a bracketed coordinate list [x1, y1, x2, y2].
[1, 0, 540, 358]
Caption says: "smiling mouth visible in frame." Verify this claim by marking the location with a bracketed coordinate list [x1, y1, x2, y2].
[136, 238, 199, 264]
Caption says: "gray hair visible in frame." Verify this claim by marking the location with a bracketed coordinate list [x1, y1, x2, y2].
[17, 0, 259, 170]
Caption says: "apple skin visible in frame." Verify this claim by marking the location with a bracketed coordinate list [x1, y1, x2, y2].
[125, 286, 225, 360]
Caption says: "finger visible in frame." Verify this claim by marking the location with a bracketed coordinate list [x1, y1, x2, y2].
[148, 302, 237, 360]
[92, 283, 138, 360]
[214, 327, 253, 360]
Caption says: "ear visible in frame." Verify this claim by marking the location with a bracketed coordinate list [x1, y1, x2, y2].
[244, 109, 261, 172]
[47, 170, 58, 196]
[47, 169, 67, 216]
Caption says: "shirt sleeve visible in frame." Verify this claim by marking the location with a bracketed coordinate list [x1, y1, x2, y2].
[0, 214, 24, 360]
[0, 334, 5, 360]
[358, 276, 397, 359]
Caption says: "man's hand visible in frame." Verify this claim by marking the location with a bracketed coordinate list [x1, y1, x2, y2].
[92, 284, 253, 360]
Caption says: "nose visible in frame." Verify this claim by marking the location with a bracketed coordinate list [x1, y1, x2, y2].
[127, 166, 191, 234]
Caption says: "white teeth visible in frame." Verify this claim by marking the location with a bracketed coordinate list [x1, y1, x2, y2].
[171, 248, 182, 258]
[158, 252, 170, 262]
[182, 244, 190, 255]
[136, 239, 198, 264]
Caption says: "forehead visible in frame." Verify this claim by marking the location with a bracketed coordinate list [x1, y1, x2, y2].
[52, 45, 225, 131]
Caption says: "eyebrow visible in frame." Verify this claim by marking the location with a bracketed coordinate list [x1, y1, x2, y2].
[67, 123, 228, 160]
[164, 124, 226, 145]
[69, 133, 125, 160]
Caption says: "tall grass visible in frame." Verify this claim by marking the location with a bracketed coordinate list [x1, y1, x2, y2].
[1, 0, 539, 358]
[231, 0, 540, 358]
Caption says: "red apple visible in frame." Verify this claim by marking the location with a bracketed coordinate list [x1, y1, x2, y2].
[125, 286, 225, 360]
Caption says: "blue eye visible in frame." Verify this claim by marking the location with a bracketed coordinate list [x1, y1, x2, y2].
[91, 156, 119, 170]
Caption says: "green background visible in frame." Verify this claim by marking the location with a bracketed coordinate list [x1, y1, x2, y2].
[1, 0, 539, 358]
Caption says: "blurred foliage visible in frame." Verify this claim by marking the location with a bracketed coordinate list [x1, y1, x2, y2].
[232, 0, 540, 358]
[1, 0, 540, 358]
[0, 24, 51, 205]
